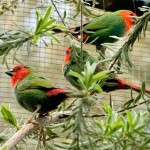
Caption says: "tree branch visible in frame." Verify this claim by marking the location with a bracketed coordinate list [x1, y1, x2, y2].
[1, 111, 71, 150]
[1, 98, 149, 150]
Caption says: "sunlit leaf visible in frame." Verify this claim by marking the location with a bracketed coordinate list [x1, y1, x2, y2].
[133, 93, 142, 104]
[46, 32, 61, 44]
[94, 84, 103, 93]
[0, 104, 19, 129]
[92, 70, 110, 82]
[123, 99, 134, 108]
[42, 6, 53, 26]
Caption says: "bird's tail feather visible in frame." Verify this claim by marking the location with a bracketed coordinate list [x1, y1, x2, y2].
[115, 76, 150, 94]
[124, 82, 150, 94]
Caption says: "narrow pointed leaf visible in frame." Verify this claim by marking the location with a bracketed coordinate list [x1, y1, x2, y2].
[46, 32, 61, 44]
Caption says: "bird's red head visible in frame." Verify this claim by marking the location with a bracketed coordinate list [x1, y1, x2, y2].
[119, 10, 137, 33]
[62, 47, 71, 70]
[6, 64, 30, 87]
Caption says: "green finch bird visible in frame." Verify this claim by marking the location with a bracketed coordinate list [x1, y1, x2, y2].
[54, 10, 137, 51]
[6, 64, 70, 115]
[62, 46, 150, 94]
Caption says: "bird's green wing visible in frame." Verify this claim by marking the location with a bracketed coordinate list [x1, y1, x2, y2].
[84, 13, 112, 31]
[84, 13, 123, 31]
[16, 72, 54, 91]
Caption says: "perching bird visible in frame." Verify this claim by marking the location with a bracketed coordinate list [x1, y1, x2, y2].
[62, 46, 150, 94]
[6, 64, 70, 115]
[54, 10, 137, 51]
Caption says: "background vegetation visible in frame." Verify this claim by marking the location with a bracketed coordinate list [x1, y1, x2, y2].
[0, 0, 150, 149]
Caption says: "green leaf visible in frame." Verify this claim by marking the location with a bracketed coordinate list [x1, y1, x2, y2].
[1, 146, 7, 150]
[33, 34, 40, 44]
[54, 24, 67, 30]
[135, 124, 146, 131]
[35, 16, 43, 33]
[100, 144, 114, 150]
[126, 111, 133, 126]
[77, 78, 86, 90]
[74, 2, 80, 18]
[69, 70, 84, 81]
[123, 99, 134, 108]
[139, 138, 150, 150]
[104, 124, 110, 135]
[0, 134, 7, 143]
[126, 121, 130, 131]
[63, 10, 67, 20]
[92, 70, 110, 82]
[41, 6, 53, 28]
[37, 25, 57, 34]
[35, 11, 42, 27]
[82, 4, 93, 17]
[42, 18, 56, 29]
[102, 102, 112, 114]
[133, 93, 142, 104]
[46, 32, 61, 44]
[95, 120, 103, 129]
[94, 84, 103, 93]
[124, 48, 134, 67]
[132, 113, 140, 128]
[141, 81, 145, 96]
[46, 128, 58, 139]
[0, 104, 19, 129]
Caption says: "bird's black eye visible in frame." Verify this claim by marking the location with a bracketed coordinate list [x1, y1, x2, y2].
[17, 66, 22, 71]
[65, 50, 69, 54]
[130, 13, 134, 16]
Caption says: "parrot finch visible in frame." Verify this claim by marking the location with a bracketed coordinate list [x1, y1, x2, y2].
[54, 10, 137, 50]
[6, 64, 70, 115]
[62, 46, 150, 94]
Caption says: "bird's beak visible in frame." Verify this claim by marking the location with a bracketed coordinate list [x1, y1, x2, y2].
[5, 69, 14, 77]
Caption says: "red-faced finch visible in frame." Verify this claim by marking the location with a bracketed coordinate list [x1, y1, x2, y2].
[62, 46, 150, 94]
[6, 64, 70, 115]
[54, 10, 137, 51]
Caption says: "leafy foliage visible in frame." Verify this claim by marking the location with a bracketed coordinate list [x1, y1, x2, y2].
[0, 104, 20, 130]
[0, 128, 16, 143]
[0, 29, 33, 66]
[44, 62, 150, 149]
[0, 6, 66, 65]
[69, 61, 111, 93]
[0, 1, 150, 150]
[1, 63, 150, 149]
[95, 103, 150, 149]
[105, 7, 150, 70]
[72, 0, 94, 18]
[34, 6, 66, 44]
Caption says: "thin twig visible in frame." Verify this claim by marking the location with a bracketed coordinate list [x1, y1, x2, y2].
[80, 0, 84, 66]
[108, 55, 120, 70]
[90, 99, 149, 117]
[1, 98, 149, 149]
[1, 111, 70, 150]
[50, 0, 67, 27]
[108, 10, 150, 69]
[118, 99, 149, 113]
